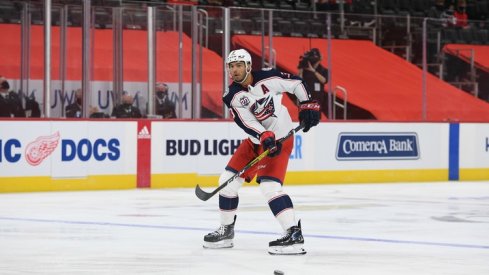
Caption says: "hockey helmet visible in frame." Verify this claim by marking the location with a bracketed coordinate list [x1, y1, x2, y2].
[226, 49, 252, 67]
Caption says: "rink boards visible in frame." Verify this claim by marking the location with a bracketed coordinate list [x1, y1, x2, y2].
[0, 120, 488, 192]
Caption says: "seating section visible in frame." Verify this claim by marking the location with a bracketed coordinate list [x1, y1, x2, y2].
[1, 1, 488, 117]
[233, 34, 489, 121]
[443, 44, 489, 73]
[0, 0, 488, 25]
[0, 23, 225, 118]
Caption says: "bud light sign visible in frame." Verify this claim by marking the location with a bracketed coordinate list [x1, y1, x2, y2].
[336, 133, 420, 160]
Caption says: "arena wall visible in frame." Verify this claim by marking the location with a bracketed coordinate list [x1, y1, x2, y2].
[0, 120, 488, 192]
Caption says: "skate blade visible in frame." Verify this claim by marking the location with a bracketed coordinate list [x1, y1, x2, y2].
[203, 239, 233, 249]
[268, 244, 306, 255]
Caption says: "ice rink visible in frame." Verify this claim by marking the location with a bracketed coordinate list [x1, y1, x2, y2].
[1, 181, 488, 275]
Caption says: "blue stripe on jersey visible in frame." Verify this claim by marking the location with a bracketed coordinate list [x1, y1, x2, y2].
[268, 194, 293, 217]
[230, 107, 261, 139]
[219, 195, 239, 211]
[252, 68, 300, 82]
[225, 166, 239, 174]
[257, 175, 283, 185]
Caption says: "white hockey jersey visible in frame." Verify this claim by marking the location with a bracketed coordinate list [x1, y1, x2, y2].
[223, 68, 311, 144]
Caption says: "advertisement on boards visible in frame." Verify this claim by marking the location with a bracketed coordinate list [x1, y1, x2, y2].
[0, 121, 137, 178]
[292, 123, 449, 171]
[151, 121, 307, 176]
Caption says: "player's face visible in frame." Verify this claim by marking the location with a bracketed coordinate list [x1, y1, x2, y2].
[228, 61, 247, 82]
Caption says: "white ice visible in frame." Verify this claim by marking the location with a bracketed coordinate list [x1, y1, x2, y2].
[1, 182, 488, 275]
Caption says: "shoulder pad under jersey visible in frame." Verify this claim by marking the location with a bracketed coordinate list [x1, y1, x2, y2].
[252, 68, 300, 83]
[223, 82, 245, 108]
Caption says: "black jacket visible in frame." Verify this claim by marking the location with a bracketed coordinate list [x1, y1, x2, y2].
[111, 104, 142, 118]
[155, 95, 176, 118]
[65, 102, 82, 118]
[301, 64, 328, 95]
[0, 91, 25, 117]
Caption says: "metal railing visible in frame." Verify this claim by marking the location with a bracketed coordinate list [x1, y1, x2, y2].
[333, 85, 348, 120]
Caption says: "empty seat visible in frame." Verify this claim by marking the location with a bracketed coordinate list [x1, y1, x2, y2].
[459, 28, 475, 44]
[411, 0, 429, 17]
[239, 18, 254, 34]
[476, 29, 489, 44]
[290, 21, 308, 37]
[230, 19, 246, 34]
[442, 28, 459, 44]
[379, 0, 399, 15]
[350, 0, 375, 14]
[397, 0, 412, 16]
[475, 0, 488, 20]
[274, 19, 294, 36]
[309, 21, 326, 38]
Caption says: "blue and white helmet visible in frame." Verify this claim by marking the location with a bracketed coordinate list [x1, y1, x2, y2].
[226, 49, 252, 67]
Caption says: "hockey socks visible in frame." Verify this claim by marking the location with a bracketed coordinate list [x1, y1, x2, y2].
[268, 193, 296, 230]
[219, 194, 239, 225]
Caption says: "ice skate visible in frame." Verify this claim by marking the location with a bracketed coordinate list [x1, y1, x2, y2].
[203, 215, 236, 249]
[268, 220, 306, 255]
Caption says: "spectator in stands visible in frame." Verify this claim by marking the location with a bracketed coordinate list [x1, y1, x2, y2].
[454, 0, 469, 28]
[65, 88, 83, 118]
[166, 0, 197, 5]
[316, 0, 351, 12]
[428, 0, 448, 19]
[111, 93, 142, 118]
[24, 94, 41, 118]
[65, 88, 104, 118]
[0, 77, 25, 118]
[298, 48, 328, 113]
[428, 0, 456, 27]
[444, 4, 458, 26]
[155, 82, 177, 119]
[316, 0, 330, 11]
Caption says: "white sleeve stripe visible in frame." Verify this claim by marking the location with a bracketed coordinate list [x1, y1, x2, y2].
[297, 82, 310, 101]
[255, 76, 301, 86]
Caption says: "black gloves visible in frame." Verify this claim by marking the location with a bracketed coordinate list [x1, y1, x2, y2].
[299, 100, 321, 132]
[260, 131, 282, 157]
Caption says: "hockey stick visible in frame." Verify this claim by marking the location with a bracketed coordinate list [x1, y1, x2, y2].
[195, 124, 304, 201]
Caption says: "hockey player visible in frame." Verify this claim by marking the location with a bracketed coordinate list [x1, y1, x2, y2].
[203, 49, 320, 255]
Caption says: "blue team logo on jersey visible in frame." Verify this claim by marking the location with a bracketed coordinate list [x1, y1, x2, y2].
[251, 96, 275, 121]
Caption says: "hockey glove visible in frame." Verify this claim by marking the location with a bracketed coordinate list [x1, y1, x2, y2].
[260, 131, 282, 157]
[299, 100, 321, 132]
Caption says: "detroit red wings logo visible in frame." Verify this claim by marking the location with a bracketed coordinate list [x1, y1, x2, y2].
[25, 132, 60, 166]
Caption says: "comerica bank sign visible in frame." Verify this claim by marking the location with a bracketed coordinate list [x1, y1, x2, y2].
[336, 133, 420, 160]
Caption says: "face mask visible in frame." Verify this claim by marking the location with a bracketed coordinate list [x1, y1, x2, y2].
[458, 7, 465, 12]
[76, 98, 82, 105]
[156, 91, 165, 99]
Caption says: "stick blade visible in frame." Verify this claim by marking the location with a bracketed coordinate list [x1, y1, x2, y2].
[195, 184, 213, 201]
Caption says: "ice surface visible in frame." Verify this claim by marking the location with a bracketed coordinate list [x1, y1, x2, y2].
[0, 182, 488, 275]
